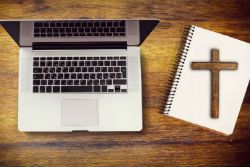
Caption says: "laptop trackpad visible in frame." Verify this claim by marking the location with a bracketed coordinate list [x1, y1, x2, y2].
[61, 99, 99, 126]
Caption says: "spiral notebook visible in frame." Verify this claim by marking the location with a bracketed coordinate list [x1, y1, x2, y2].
[164, 25, 250, 135]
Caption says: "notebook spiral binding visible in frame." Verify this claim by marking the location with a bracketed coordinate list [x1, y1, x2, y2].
[163, 25, 195, 115]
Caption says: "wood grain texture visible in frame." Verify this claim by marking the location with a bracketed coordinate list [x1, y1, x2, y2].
[0, 0, 249, 166]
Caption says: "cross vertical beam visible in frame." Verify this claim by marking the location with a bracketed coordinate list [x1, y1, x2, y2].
[191, 49, 238, 118]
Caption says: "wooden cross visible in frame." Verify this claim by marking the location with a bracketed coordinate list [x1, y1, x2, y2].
[191, 49, 238, 118]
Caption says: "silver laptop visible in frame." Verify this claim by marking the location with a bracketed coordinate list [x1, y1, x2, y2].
[0, 19, 159, 132]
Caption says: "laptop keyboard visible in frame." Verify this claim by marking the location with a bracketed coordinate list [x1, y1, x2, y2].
[33, 20, 126, 37]
[33, 56, 127, 93]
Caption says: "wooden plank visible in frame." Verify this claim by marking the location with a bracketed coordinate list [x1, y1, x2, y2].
[0, 0, 249, 166]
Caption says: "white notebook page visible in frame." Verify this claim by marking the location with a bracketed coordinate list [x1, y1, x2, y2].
[168, 26, 250, 135]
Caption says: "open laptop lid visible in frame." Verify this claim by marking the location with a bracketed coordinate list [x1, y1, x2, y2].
[0, 19, 159, 47]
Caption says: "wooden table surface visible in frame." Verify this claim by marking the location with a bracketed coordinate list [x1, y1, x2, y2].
[0, 0, 249, 166]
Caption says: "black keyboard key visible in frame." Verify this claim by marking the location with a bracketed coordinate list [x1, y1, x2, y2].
[106, 79, 112, 85]
[102, 86, 107, 92]
[85, 61, 91, 66]
[111, 61, 116, 66]
[80, 57, 86, 60]
[46, 86, 52, 93]
[61, 86, 92, 92]
[45, 74, 50, 79]
[43, 67, 49, 73]
[93, 80, 99, 85]
[80, 80, 86, 85]
[74, 80, 80, 85]
[64, 73, 70, 79]
[51, 73, 57, 79]
[101, 67, 107, 72]
[107, 57, 113, 60]
[71, 73, 76, 79]
[104, 28, 109, 32]
[63, 67, 68, 73]
[61, 80, 66, 85]
[98, 61, 103, 66]
[40, 61, 45, 66]
[77, 73, 82, 79]
[69, 67, 74, 72]
[87, 80, 92, 85]
[46, 61, 52, 66]
[53, 57, 59, 60]
[53, 86, 60, 92]
[115, 86, 120, 92]
[90, 73, 95, 79]
[34, 22, 42, 27]
[33, 86, 39, 93]
[72, 61, 78, 66]
[59, 61, 65, 66]
[108, 89, 114, 92]
[113, 21, 119, 27]
[120, 56, 126, 59]
[48, 80, 53, 85]
[97, 73, 102, 79]
[95, 67, 100, 72]
[54, 80, 60, 85]
[94, 86, 100, 92]
[67, 80, 73, 85]
[88, 67, 94, 72]
[33, 68, 42, 73]
[108, 67, 113, 72]
[120, 21, 125, 26]
[116, 73, 122, 78]
[40, 86, 45, 93]
[117, 28, 125, 32]
[114, 67, 120, 72]
[84, 73, 89, 79]
[79, 61, 85, 66]
[110, 73, 115, 79]
[100, 79, 105, 85]
[33, 74, 43, 79]
[56, 67, 61, 73]
[41, 80, 47, 85]
[105, 61, 110, 66]
[118, 61, 126, 66]
[82, 67, 87, 72]
[92, 61, 97, 66]
[58, 73, 63, 79]
[103, 73, 109, 79]
[56, 22, 62, 27]
[66, 61, 71, 66]
[34, 28, 39, 33]
[113, 79, 127, 85]
[33, 80, 40, 85]
[49, 67, 55, 73]
[74, 67, 80, 73]
[121, 89, 127, 92]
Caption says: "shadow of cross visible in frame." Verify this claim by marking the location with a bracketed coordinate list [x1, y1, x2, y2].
[191, 49, 238, 118]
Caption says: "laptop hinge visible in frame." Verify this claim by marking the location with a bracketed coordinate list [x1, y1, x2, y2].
[32, 42, 127, 50]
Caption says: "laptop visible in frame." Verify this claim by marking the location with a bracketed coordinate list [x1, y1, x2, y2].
[0, 19, 159, 132]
